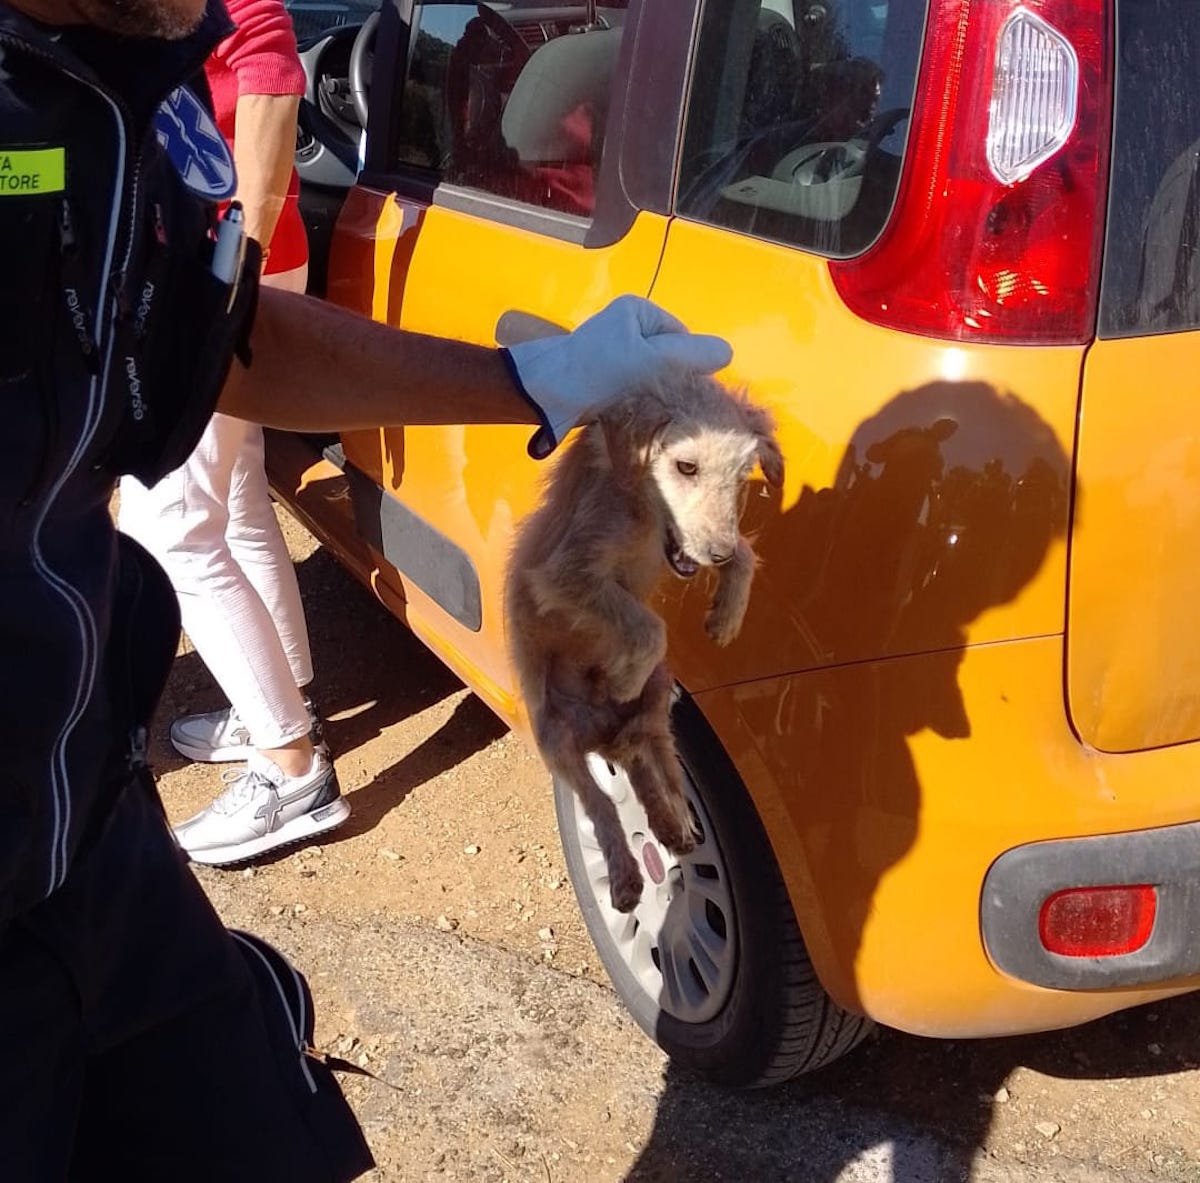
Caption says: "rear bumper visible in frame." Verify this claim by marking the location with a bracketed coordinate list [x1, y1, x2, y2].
[982, 821, 1200, 990]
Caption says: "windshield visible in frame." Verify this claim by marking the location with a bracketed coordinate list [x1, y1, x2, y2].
[284, 0, 379, 45]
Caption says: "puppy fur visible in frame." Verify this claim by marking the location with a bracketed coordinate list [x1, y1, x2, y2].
[506, 370, 783, 912]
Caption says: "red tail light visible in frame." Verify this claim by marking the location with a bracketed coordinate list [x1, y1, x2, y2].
[831, 0, 1112, 343]
[1038, 885, 1157, 958]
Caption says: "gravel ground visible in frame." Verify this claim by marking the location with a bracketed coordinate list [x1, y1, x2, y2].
[151, 508, 1200, 1183]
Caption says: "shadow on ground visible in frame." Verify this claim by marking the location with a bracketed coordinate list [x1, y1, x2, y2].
[152, 543, 506, 837]
[626, 988, 1199, 1181]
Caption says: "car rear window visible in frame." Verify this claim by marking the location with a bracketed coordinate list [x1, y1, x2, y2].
[1098, 0, 1200, 338]
[676, 0, 928, 258]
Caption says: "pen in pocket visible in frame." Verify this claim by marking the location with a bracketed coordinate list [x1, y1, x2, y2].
[211, 201, 245, 310]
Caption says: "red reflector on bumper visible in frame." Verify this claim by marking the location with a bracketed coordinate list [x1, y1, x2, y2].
[1038, 885, 1157, 958]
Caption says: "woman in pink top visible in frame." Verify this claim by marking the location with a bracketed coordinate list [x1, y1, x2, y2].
[205, 0, 309, 278]
[120, 0, 350, 865]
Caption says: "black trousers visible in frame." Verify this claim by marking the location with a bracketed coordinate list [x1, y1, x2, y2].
[0, 779, 374, 1182]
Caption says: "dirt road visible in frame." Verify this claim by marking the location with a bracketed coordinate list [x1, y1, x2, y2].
[154, 512, 1200, 1183]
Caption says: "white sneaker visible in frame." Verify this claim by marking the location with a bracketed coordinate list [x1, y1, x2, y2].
[173, 749, 350, 866]
[170, 706, 253, 763]
[170, 699, 325, 763]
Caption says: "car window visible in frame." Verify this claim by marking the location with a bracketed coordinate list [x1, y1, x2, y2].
[1098, 0, 1200, 338]
[676, 0, 927, 258]
[391, 2, 629, 219]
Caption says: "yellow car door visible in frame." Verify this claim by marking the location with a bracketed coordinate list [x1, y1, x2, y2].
[322, 2, 688, 728]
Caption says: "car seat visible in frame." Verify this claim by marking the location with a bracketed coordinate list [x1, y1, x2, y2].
[499, 27, 622, 215]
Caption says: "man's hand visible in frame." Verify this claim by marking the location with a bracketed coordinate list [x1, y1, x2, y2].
[503, 295, 734, 459]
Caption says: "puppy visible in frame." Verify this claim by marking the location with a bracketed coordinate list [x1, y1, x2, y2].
[506, 369, 783, 912]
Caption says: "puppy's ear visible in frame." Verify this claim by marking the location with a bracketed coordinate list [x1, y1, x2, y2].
[600, 397, 670, 490]
[743, 402, 785, 488]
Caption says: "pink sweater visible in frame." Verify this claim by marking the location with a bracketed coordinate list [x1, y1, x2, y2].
[205, 0, 308, 274]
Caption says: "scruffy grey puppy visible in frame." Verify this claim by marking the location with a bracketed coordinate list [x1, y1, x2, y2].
[506, 371, 783, 911]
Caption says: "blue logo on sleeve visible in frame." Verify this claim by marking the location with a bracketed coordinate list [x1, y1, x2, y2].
[153, 87, 237, 200]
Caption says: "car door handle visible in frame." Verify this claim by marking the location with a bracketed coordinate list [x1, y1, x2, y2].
[494, 310, 570, 346]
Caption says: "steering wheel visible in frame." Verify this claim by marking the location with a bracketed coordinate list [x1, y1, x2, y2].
[471, 1, 531, 68]
[349, 10, 380, 129]
[776, 140, 866, 184]
[773, 106, 910, 185]
[854, 105, 911, 152]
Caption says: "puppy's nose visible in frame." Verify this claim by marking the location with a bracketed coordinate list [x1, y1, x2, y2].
[710, 548, 735, 566]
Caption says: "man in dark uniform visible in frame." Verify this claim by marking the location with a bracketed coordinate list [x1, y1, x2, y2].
[0, 0, 732, 1173]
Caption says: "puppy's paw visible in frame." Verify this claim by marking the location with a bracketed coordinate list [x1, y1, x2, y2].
[704, 600, 746, 648]
[705, 542, 754, 646]
[649, 796, 698, 857]
[609, 860, 644, 913]
[669, 810, 700, 856]
[660, 821, 697, 858]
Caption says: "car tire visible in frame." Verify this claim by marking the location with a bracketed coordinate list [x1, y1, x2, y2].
[554, 694, 872, 1088]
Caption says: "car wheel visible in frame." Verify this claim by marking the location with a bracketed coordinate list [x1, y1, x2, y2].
[554, 695, 872, 1088]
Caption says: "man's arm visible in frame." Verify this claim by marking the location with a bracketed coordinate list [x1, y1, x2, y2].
[219, 291, 735, 454]
[232, 92, 300, 252]
[218, 286, 538, 430]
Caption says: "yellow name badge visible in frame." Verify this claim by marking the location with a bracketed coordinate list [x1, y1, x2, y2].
[0, 148, 66, 196]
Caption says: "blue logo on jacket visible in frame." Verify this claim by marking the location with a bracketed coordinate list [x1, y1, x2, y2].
[153, 87, 237, 200]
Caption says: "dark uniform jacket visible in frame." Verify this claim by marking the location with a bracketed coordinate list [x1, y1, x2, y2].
[0, 0, 259, 926]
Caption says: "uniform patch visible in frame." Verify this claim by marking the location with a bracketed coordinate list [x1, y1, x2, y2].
[0, 147, 65, 196]
[153, 87, 236, 201]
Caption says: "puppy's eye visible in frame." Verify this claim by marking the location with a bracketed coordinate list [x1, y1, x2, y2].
[676, 460, 698, 477]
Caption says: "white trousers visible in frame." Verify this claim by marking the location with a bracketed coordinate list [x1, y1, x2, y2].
[118, 264, 313, 750]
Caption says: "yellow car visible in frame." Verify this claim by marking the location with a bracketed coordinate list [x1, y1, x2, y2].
[273, 0, 1200, 1085]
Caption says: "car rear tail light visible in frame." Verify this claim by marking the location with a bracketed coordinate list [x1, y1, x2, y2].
[831, 0, 1112, 343]
[1038, 885, 1157, 958]
[987, 9, 1078, 184]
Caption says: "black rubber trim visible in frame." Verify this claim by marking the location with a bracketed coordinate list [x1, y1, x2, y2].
[432, 185, 589, 244]
[362, 0, 408, 181]
[344, 462, 482, 632]
[981, 821, 1200, 990]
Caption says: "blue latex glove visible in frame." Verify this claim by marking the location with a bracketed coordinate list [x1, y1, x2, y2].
[502, 295, 733, 459]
